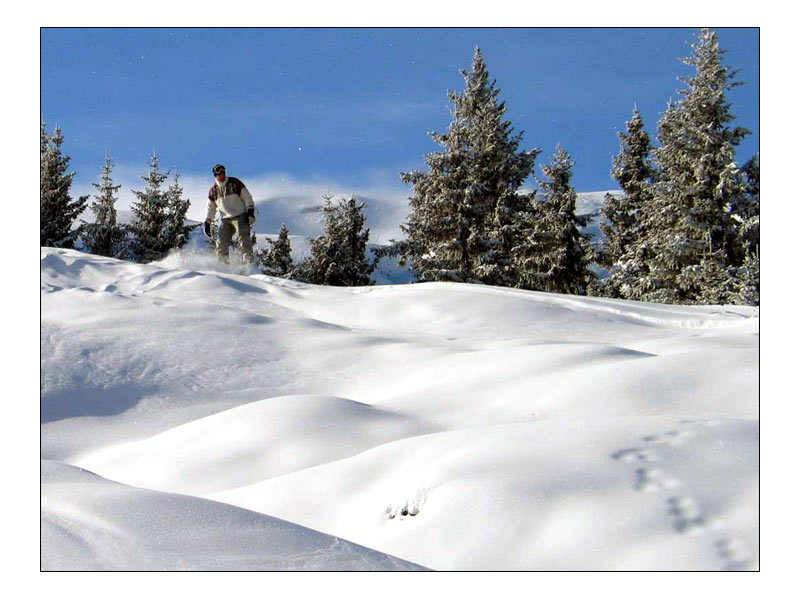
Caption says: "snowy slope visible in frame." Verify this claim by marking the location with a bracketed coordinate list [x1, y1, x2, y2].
[41, 247, 758, 570]
[41, 460, 426, 571]
[213, 417, 757, 571]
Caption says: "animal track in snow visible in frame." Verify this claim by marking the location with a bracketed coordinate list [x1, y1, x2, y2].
[610, 421, 708, 496]
[715, 537, 752, 571]
[667, 496, 708, 534]
[611, 448, 660, 463]
[612, 419, 752, 569]
[641, 429, 693, 447]
[635, 468, 681, 492]
[611, 427, 699, 466]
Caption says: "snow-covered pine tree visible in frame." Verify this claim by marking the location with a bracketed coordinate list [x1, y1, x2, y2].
[731, 154, 759, 264]
[294, 195, 339, 284]
[399, 47, 538, 284]
[296, 195, 374, 286]
[128, 153, 170, 262]
[735, 246, 759, 306]
[338, 195, 374, 286]
[499, 190, 545, 290]
[79, 153, 129, 258]
[609, 100, 681, 301]
[40, 121, 88, 248]
[488, 185, 544, 289]
[599, 107, 657, 297]
[525, 145, 595, 295]
[256, 223, 294, 277]
[730, 154, 759, 305]
[271, 224, 294, 276]
[161, 169, 196, 252]
[641, 28, 753, 305]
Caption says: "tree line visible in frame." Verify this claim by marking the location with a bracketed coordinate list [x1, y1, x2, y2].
[40, 28, 758, 305]
[391, 29, 758, 305]
[40, 121, 375, 285]
[215, 194, 375, 287]
[40, 126, 196, 263]
[596, 29, 759, 305]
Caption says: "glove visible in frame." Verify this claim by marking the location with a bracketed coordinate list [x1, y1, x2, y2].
[203, 220, 212, 238]
[247, 207, 256, 226]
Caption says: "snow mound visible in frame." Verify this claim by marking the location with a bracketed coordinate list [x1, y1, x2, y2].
[213, 417, 757, 571]
[75, 394, 437, 495]
[41, 248, 758, 570]
[41, 460, 426, 571]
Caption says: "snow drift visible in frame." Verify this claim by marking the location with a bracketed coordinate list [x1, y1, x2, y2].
[41, 247, 758, 570]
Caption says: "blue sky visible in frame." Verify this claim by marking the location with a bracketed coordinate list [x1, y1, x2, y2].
[41, 27, 758, 202]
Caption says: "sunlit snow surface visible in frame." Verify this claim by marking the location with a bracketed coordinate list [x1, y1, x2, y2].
[41, 247, 758, 571]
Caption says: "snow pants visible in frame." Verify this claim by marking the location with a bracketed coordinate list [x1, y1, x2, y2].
[217, 213, 253, 264]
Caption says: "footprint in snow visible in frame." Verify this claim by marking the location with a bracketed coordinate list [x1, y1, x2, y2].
[613, 421, 752, 570]
[635, 468, 681, 492]
[641, 429, 693, 447]
[387, 503, 420, 519]
[610, 428, 697, 465]
[386, 489, 429, 520]
[715, 537, 752, 571]
[667, 496, 708, 534]
[612, 447, 661, 463]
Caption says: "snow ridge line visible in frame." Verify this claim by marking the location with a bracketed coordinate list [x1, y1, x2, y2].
[397, 281, 758, 330]
[43, 248, 757, 331]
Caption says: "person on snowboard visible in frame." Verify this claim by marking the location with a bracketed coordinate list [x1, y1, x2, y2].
[203, 163, 256, 264]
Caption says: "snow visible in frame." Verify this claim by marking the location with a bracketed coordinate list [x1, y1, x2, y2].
[41, 246, 758, 570]
[41, 460, 426, 571]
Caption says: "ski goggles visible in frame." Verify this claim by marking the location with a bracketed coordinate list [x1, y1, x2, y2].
[212, 164, 226, 175]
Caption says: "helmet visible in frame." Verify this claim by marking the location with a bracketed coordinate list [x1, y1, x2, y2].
[212, 163, 226, 175]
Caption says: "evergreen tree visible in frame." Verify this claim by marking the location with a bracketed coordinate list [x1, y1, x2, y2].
[41, 119, 48, 155]
[79, 153, 129, 258]
[338, 196, 373, 285]
[640, 29, 753, 304]
[733, 154, 760, 260]
[472, 188, 544, 290]
[129, 153, 170, 262]
[599, 107, 657, 297]
[730, 154, 759, 306]
[40, 121, 88, 248]
[487, 188, 544, 289]
[161, 169, 196, 252]
[399, 47, 539, 284]
[734, 247, 759, 306]
[256, 223, 294, 277]
[525, 145, 595, 295]
[296, 195, 374, 286]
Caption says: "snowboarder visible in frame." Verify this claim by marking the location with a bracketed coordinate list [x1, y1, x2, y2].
[203, 163, 256, 264]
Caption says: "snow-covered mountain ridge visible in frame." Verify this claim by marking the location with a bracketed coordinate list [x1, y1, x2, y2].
[41, 246, 758, 570]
